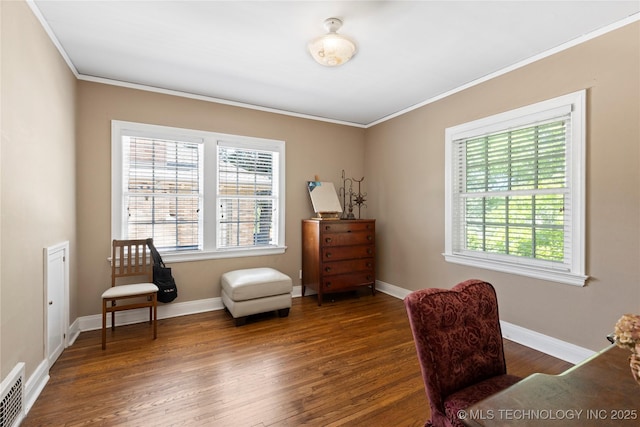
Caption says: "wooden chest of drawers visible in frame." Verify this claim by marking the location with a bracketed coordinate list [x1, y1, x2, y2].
[301, 219, 375, 305]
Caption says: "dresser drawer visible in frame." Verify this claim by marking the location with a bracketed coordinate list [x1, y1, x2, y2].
[322, 271, 375, 291]
[321, 231, 374, 247]
[322, 258, 374, 276]
[322, 245, 374, 261]
[320, 221, 375, 234]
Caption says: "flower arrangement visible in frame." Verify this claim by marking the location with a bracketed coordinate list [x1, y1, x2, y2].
[613, 314, 640, 385]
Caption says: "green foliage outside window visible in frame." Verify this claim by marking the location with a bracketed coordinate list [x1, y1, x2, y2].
[462, 121, 567, 262]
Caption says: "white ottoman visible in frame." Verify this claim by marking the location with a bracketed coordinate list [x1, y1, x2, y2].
[221, 268, 292, 326]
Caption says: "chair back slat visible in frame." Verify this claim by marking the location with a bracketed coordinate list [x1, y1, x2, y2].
[111, 239, 153, 286]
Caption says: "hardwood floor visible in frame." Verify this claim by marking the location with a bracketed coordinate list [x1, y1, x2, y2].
[24, 291, 573, 427]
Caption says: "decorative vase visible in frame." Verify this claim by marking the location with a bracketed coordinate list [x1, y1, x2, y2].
[630, 352, 640, 385]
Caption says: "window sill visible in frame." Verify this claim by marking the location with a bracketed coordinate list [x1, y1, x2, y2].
[162, 246, 287, 263]
[443, 253, 588, 286]
[108, 246, 287, 265]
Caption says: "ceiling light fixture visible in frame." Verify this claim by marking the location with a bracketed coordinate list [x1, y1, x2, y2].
[308, 18, 356, 67]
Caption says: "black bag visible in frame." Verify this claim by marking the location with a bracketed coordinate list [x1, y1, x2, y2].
[147, 239, 178, 303]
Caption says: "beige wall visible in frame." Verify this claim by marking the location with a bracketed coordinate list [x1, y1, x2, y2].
[75, 82, 366, 317]
[2, 0, 638, 388]
[1, 1, 77, 379]
[365, 21, 640, 351]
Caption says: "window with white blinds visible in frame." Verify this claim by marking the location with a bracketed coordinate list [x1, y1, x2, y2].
[217, 141, 280, 249]
[112, 121, 286, 262]
[444, 91, 587, 286]
[124, 136, 202, 251]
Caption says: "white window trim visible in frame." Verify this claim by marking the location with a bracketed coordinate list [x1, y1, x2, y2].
[443, 90, 588, 286]
[111, 120, 286, 263]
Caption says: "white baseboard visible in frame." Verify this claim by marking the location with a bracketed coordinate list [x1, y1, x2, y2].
[500, 321, 595, 364]
[292, 284, 304, 298]
[77, 287, 310, 332]
[71, 280, 593, 364]
[376, 279, 594, 364]
[78, 297, 224, 332]
[68, 317, 81, 346]
[376, 279, 412, 300]
[24, 359, 49, 416]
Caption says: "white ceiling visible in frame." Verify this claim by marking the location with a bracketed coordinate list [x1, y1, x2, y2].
[32, 1, 639, 127]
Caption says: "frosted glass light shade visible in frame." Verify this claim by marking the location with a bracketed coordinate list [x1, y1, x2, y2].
[308, 18, 356, 67]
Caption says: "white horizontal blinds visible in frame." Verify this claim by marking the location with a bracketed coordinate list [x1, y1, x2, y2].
[124, 136, 203, 251]
[454, 115, 571, 264]
[217, 142, 278, 249]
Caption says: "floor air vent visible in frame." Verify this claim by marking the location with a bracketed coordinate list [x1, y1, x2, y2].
[0, 363, 25, 427]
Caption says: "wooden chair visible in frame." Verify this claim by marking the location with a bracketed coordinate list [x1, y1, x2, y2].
[404, 280, 521, 427]
[102, 239, 158, 350]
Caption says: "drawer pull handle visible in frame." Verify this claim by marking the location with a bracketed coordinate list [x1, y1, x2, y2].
[367, 235, 373, 241]
[366, 262, 372, 267]
[326, 252, 332, 258]
[326, 282, 331, 288]
[367, 275, 372, 281]
[367, 249, 373, 255]
[325, 267, 332, 272]
[325, 237, 332, 243]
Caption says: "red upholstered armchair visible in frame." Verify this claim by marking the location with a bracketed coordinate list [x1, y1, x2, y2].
[404, 279, 521, 427]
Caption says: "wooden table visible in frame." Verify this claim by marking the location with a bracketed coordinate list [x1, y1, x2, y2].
[462, 345, 640, 426]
